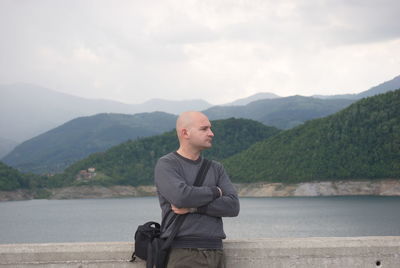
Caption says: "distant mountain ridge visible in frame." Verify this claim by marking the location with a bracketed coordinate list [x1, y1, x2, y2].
[1, 74, 399, 158]
[226, 92, 280, 106]
[313, 75, 400, 99]
[0, 84, 212, 143]
[358, 75, 400, 98]
[139, 98, 211, 113]
[204, 96, 355, 129]
[205, 75, 400, 129]
[2, 112, 177, 174]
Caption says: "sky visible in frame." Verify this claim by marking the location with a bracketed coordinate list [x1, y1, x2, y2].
[1, 0, 400, 105]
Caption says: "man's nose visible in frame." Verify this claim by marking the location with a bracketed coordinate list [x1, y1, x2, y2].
[208, 129, 214, 136]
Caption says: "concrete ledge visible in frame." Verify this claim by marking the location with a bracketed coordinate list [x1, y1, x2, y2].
[1, 237, 399, 267]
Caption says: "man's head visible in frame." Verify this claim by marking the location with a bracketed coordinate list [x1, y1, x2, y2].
[176, 111, 214, 153]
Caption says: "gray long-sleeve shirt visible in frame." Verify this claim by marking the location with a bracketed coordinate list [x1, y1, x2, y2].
[154, 152, 240, 249]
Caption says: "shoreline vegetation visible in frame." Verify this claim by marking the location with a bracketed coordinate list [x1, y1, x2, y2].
[1, 179, 399, 202]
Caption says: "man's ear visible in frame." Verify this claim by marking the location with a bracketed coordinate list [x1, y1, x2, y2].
[181, 128, 190, 139]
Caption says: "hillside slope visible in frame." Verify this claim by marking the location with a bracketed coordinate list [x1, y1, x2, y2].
[55, 118, 281, 187]
[3, 112, 177, 174]
[223, 89, 400, 183]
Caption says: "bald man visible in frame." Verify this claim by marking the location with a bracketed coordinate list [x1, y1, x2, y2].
[154, 111, 240, 268]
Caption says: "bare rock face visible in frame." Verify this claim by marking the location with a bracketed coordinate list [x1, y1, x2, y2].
[235, 183, 297, 197]
[50, 185, 156, 199]
[236, 180, 400, 197]
[0, 189, 33, 201]
[0, 185, 157, 201]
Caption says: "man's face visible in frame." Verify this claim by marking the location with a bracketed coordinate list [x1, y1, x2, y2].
[187, 114, 214, 150]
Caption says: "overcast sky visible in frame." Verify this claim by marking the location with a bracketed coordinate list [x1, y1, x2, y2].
[1, 0, 399, 105]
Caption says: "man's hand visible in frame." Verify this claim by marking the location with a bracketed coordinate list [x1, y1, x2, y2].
[171, 204, 196, 214]
[217, 186, 223, 197]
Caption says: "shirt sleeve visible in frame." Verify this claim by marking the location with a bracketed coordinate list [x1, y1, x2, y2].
[197, 162, 240, 217]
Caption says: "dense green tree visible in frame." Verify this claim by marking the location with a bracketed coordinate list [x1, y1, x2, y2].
[0, 162, 42, 191]
[58, 118, 280, 186]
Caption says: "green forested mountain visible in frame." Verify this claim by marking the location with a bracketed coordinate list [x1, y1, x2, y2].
[203, 96, 355, 129]
[54, 118, 280, 187]
[3, 90, 399, 193]
[2, 112, 177, 174]
[223, 90, 400, 183]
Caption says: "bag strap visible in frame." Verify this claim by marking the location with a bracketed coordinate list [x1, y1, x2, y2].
[161, 158, 212, 250]
[193, 158, 212, 187]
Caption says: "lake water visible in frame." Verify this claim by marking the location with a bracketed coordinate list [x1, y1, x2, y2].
[1, 196, 400, 244]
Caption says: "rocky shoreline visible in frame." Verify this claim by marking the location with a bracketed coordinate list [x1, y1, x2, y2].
[235, 179, 400, 197]
[1, 179, 400, 201]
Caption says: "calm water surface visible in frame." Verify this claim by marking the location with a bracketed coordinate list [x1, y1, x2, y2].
[1, 196, 399, 244]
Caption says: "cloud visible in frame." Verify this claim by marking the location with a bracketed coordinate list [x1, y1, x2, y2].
[0, 0, 399, 104]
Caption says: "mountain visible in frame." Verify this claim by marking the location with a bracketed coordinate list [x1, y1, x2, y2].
[137, 98, 211, 114]
[203, 96, 355, 129]
[2, 112, 177, 174]
[4, 90, 399, 193]
[225, 92, 280, 106]
[312, 93, 357, 99]
[204, 75, 400, 129]
[357, 75, 400, 98]
[313, 75, 400, 99]
[223, 89, 400, 183]
[2, 74, 398, 157]
[0, 84, 212, 147]
[50, 118, 280, 187]
[0, 84, 133, 143]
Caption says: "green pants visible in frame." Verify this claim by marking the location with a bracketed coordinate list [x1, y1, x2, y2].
[167, 248, 225, 268]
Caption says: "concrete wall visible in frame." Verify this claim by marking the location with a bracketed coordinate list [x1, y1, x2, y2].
[1, 237, 399, 267]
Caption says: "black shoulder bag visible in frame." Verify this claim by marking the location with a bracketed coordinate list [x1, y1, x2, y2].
[131, 158, 212, 268]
